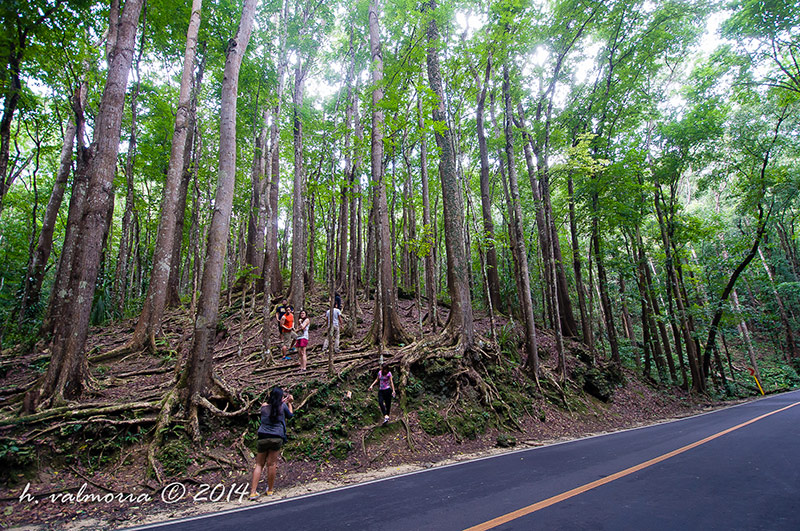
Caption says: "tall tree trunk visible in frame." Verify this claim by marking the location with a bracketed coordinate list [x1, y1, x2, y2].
[244, 103, 267, 277]
[470, 53, 502, 314]
[776, 221, 799, 280]
[618, 275, 635, 343]
[758, 245, 797, 364]
[568, 172, 592, 348]
[337, 63, 353, 291]
[29, 0, 145, 409]
[364, 0, 410, 347]
[263, 0, 289, 301]
[364, 202, 376, 296]
[42, 79, 90, 336]
[517, 118, 577, 337]
[306, 187, 316, 292]
[113, 21, 146, 314]
[591, 213, 621, 365]
[418, 86, 437, 332]
[168, 49, 205, 307]
[650, 256, 687, 387]
[654, 181, 702, 391]
[287, 59, 308, 310]
[640, 237, 675, 383]
[400, 131, 418, 296]
[500, 63, 538, 379]
[124, 0, 202, 353]
[178, 0, 257, 438]
[19, 108, 77, 321]
[425, 0, 473, 351]
[345, 84, 364, 336]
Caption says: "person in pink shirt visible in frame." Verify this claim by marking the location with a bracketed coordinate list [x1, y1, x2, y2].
[368, 363, 396, 424]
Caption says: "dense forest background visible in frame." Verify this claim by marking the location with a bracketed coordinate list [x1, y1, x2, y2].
[0, 0, 799, 450]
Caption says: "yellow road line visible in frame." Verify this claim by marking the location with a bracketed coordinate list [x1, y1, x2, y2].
[465, 400, 800, 531]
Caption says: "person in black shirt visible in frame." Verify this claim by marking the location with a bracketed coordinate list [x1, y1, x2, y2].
[249, 387, 293, 499]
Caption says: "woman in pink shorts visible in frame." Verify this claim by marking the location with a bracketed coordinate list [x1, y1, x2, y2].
[295, 309, 310, 371]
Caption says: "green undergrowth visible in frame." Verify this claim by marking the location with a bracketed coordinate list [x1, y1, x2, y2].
[274, 350, 628, 461]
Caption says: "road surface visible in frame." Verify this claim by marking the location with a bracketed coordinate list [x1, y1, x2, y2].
[127, 389, 800, 531]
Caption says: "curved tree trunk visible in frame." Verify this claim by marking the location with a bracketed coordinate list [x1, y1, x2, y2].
[123, 0, 202, 353]
[29, 0, 145, 409]
[18, 108, 77, 322]
[178, 0, 257, 434]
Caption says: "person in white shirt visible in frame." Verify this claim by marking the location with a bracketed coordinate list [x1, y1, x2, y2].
[322, 302, 346, 354]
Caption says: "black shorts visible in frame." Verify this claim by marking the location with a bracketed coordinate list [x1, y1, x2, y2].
[257, 436, 284, 453]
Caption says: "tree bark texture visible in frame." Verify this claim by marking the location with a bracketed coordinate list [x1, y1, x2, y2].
[287, 59, 308, 310]
[426, 0, 473, 349]
[500, 64, 538, 378]
[32, 0, 145, 408]
[364, 0, 409, 347]
[180, 0, 257, 406]
[131, 0, 202, 350]
[19, 111, 77, 321]
[472, 54, 502, 314]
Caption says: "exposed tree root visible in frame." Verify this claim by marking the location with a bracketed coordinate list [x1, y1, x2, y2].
[193, 395, 254, 417]
[400, 414, 414, 451]
[201, 450, 241, 468]
[541, 369, 570, 409]
[113, 367, 172, 379]
[68, 465, 117, 492]
[146, 389, 178, 485]
[392, 329, 522, 434]
[294, 388, 319, 411]
[20, 416, 157, 445]
[90, 341, 144, 364]
[0, 401, 159, 427]
[361, 427, 373, 459]
[235, 430, 252, 465]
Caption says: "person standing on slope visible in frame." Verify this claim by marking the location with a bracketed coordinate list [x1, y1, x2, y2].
[368, 363, 396, 424]
[280, 306, 296, 359]
[295, 309, 311, 371]
[322, 302, 346, 354]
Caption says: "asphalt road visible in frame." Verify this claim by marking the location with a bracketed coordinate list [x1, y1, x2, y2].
[128, 390, 800, 531]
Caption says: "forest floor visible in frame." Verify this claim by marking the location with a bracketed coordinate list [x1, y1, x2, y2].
[0, 288, 753, 530]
